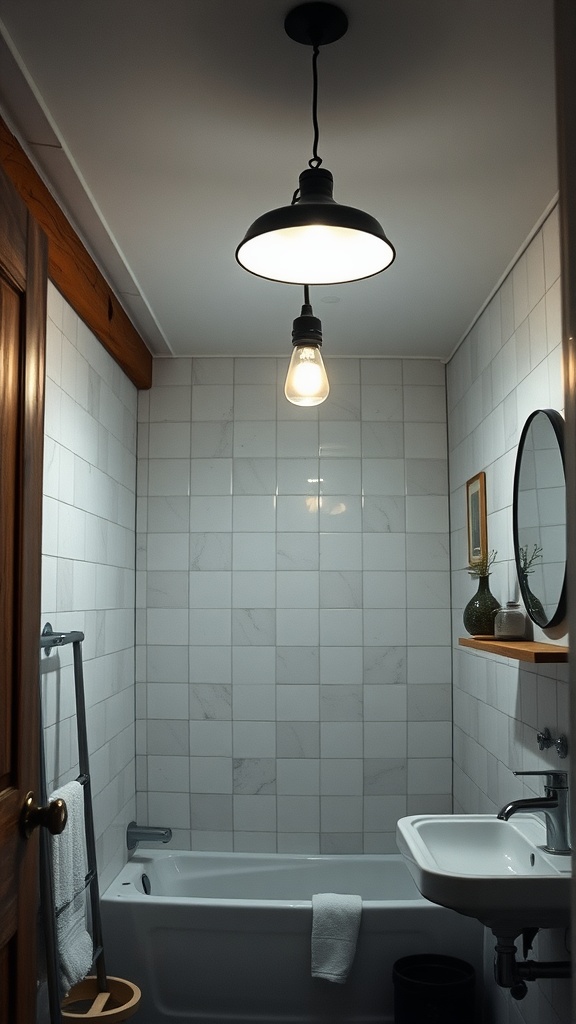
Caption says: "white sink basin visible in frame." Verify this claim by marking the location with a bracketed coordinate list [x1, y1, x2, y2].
[396, 813, 571, 936]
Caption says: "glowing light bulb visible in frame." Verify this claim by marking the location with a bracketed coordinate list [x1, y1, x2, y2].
[284, 344, 329, 406]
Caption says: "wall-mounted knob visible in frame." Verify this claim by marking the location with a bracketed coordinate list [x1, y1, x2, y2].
[537, 728, 552, 750]
[20, 791, 67, 839]
[536, 728, 568, 759]
[555, 735, 568, 759]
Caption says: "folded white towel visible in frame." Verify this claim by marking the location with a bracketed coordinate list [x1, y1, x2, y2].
[50, 781, 93, 994]
[311, 892, 362, 984]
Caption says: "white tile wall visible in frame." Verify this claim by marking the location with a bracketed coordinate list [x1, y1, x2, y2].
[447, 205, 571, 1024]
[39, 206, 569, 1018]
[136, 355, 451, 852]
[41, 283, 137, 890]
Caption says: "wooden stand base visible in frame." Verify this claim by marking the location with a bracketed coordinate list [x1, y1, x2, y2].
[61, 976, 141, 1023]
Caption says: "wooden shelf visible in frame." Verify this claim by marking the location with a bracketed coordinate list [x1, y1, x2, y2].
[458, 637, 569, 663]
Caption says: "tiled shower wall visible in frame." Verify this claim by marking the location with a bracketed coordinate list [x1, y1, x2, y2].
[136, 356, 451, 853]
[447, 204, 571, 1024]
[447, 204, 568, 815]
[41, 283, 138, 890]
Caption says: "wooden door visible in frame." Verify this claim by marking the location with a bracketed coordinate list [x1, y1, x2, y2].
[0, 163, 47, 1021]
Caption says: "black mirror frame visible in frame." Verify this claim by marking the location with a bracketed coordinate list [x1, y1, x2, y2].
[512, 408, 567, 630]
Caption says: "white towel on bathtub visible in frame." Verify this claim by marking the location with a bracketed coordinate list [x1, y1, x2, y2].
[311, 892, 362, 983]
[50, 781, 93, 994]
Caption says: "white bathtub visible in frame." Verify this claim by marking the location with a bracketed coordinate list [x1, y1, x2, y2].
[101, 850, 483, 1024]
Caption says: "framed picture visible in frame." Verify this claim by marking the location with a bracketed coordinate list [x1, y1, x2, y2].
[466, 471, 487, 566]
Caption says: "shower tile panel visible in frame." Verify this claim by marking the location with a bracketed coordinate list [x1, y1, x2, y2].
[137, 356, 449, 852]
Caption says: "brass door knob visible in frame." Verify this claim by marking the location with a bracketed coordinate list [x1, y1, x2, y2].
[20, 791, 68, 839]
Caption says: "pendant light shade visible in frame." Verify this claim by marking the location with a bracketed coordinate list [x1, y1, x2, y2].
[236, 168, 395, 285]
[235, 2, 396, 287]
[284, 288, 329, 406]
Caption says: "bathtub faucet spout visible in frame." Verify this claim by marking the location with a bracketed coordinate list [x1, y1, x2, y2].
[127, 821, 173, 851]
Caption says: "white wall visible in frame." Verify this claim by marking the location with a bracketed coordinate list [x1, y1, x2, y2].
[41, 283, 138, 890]
[38, 204, 571, 1018]
[447, 205, 571, 1024]
[135, 355, 452, 853]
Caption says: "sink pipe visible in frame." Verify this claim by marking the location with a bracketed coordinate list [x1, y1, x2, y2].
[494, 932, 571, 1000]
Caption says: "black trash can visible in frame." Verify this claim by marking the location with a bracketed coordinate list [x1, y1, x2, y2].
[393, 954, 475, 1024]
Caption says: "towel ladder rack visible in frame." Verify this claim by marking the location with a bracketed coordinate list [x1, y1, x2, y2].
[40, 623, 108, 1021]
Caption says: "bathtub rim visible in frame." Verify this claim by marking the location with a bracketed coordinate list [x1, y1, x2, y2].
[102, 848, 438, 914]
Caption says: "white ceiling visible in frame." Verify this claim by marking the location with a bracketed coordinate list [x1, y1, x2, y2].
[0, 0, 557, 361]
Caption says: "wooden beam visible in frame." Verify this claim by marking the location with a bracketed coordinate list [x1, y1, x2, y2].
[0, 116, 152, 389]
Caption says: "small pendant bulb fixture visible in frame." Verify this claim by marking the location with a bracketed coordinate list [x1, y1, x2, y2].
[236, 2, 395, 285]
[285, 286, 329, 406]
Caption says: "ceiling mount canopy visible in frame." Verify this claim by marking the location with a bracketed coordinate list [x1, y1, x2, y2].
[284, 1, 348, 47]
[235, 1, 396, 286]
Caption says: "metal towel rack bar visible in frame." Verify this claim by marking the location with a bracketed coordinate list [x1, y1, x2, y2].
[40, 627, 86, 655]
[40, 622, 108, 1020]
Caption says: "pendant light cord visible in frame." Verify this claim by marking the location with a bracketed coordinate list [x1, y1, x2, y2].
[308, 45, 322, 169]
[292, 43, 322, 204]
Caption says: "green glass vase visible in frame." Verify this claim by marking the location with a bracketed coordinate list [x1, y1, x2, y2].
[463, 575, 500, 636]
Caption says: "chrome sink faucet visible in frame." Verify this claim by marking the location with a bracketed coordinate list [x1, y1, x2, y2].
[497, 771, 570, 855]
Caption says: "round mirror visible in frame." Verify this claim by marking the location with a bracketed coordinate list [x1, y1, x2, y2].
[513, 409, 567, 629]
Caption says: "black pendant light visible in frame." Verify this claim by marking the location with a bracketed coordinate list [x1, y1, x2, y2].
[284, 286, 329, 406]
[236, 2, 396, 286]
